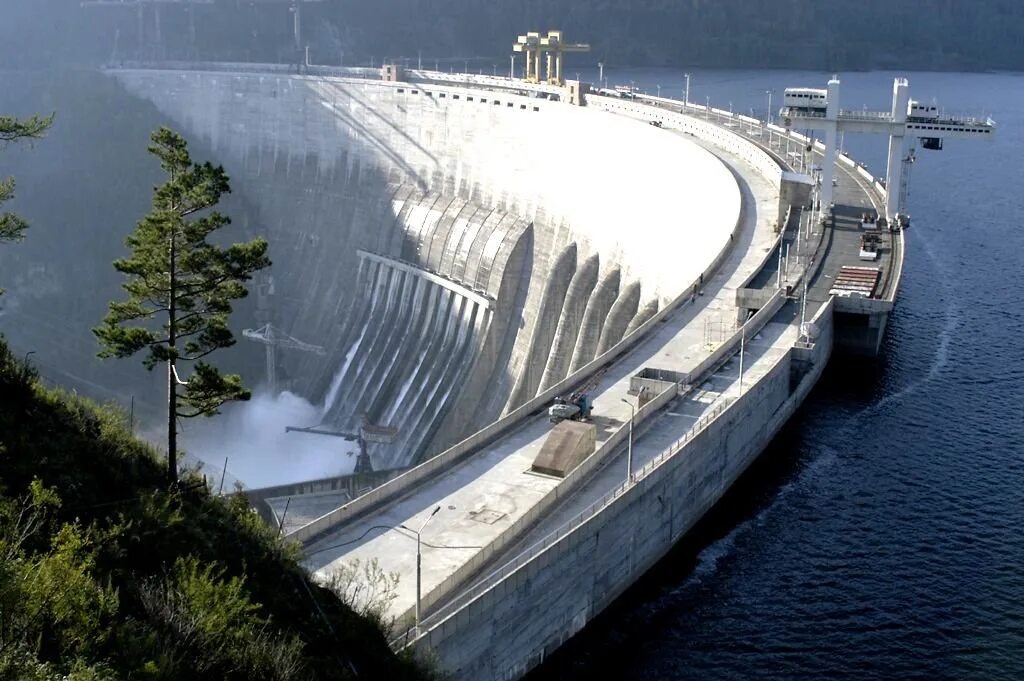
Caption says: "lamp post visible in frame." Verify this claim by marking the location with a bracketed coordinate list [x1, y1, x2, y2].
[739, 323, 746, 394]
[684, 72, 690, 106]
[598, 61, 604, 86]
[510, 54, 515, 79]
[656, 84, 661, 97]
[400, 505, 440, 634]
[766, 89, 774, 126]
[620, 398, 635, 483]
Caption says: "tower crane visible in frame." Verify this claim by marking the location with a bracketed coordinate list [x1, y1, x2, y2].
[242, 323, 325, 395]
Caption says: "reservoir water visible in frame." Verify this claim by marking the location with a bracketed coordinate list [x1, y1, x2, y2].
[530, 68, 1024, 680]
[2, 63, 1021, 680]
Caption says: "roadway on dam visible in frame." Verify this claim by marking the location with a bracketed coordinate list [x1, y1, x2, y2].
[301, 130, 781, 620]
[422, 161, 893, 628]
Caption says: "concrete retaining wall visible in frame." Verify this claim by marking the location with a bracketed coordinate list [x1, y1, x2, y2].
[413, 310, 836, 678]
[396, 383, 678, 629]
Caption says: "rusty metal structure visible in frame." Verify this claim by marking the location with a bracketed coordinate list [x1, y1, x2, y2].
[513, 30, 590, 85]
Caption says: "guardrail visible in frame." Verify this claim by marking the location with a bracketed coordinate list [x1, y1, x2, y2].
[737, 205, 791, 291]
[395, 394, 736, 648]
[390, 381, 679, 632]
[289, 211, 742, 544]
[591, 94, 784, 191]
[394, 279, 788, 647]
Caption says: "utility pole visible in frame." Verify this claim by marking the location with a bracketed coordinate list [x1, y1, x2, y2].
[800, 276, 809, 342]
[400, 505, 441, 635]
[739, 325, 745, 394]
[621, 399, 635, 483]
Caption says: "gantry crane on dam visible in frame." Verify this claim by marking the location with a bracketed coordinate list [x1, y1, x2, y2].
[513, 30, 590, 86]
[779, 76, 995, 226]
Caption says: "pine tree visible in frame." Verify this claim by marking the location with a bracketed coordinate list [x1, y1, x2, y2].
[94, 127, 270, 482]
[1, 113, 53, 293]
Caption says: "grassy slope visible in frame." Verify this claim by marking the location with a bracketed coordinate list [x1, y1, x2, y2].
[0, 338, 430, 680]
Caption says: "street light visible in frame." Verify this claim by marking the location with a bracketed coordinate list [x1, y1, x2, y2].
[684, 72, 690, 106]
[598, 61, 604, 86]
[656, 83, 661, 97]
[766, 89, 774, 126]
[620, 398, 635, 483]
[399, 505, 440, 634]
[510, 54, 515, 79]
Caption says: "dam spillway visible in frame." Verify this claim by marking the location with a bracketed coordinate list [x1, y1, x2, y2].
[112, 67, 741, 470]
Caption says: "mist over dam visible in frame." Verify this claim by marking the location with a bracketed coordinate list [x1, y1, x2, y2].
[112, 68, 740, 472]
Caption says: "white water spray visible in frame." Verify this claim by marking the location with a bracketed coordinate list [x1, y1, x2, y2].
[180, 389, 357, 489]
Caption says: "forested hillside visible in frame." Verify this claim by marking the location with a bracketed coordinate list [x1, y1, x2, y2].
[3, 0, 1023, 71]
[0, 340, 431, 679]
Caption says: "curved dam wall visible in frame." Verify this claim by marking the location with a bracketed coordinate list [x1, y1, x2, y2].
[112, 69, 740, 468]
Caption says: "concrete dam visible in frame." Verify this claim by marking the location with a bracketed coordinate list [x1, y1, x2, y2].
[113, 66, 740, 471]
[106, 61, 992, 679]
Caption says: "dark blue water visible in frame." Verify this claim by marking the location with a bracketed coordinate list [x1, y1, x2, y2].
[530, 69, 1024, 680]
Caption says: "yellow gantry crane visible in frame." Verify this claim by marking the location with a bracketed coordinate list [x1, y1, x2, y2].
[514, 30, 590, 85]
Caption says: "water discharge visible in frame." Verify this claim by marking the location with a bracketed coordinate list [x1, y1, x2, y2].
[180, 390, 357, 490]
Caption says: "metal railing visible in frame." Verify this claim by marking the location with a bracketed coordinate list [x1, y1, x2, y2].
[395, 396, 735, 648]
[837, 109, 892, 121]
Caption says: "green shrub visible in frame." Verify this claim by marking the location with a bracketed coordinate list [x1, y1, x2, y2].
[0, 338, 430, 680]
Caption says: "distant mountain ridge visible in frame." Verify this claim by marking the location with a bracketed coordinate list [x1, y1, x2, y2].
[2, 0, 1023, 71]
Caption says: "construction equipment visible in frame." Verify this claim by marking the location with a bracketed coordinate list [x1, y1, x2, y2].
[513, 30, 590, 86]
[242, 323, 325, 394]
[548, 391, 593, 424]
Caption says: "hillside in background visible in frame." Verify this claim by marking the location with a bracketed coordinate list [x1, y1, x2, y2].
[2, 0, 1023, 72]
